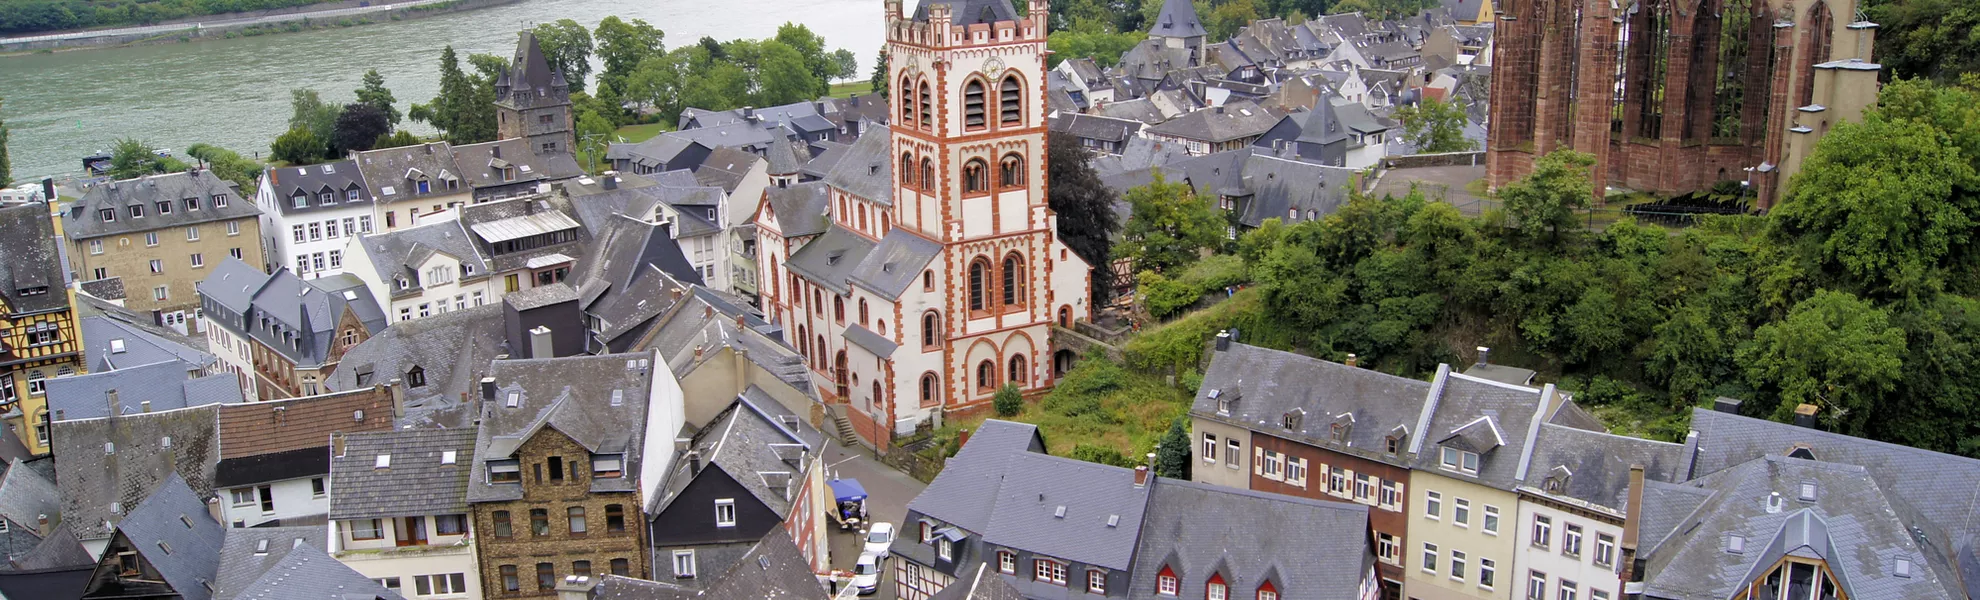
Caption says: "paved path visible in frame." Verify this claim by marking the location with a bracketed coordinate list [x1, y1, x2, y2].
[820, 442, 929, 599]
[0, 0, 455, 44]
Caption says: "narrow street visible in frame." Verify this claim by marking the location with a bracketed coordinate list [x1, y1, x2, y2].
[821, 442, 929, 599]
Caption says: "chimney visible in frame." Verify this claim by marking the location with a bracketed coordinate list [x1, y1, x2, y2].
[106, 389, 121, 416]
[206, 497, 223, 525]
[1476, 346, 1491, 365]
[688, 451, 703, 475]
[1345, 353, 1357, 367]
[1215, 330, 1232, 351]
[1134, 465, 1150, 487]
[332, 434, 346, 458]
[481, 377, 498, 403]
[529, 326, 554, 359]
[1713, 397, 1742, 415]
[141, 400, 152, 413]
[694, 344, 705, 360]
[555, 575, 598, 600]
[1618, 464, 1647, 583]
[492, 146, 502, 159]
[957, 428, 972, 448]
[602, 175, 618, 190]
[387, 378, 406, 418]
[36, 514, 49, 538]
[1792, 404, 1819, 428]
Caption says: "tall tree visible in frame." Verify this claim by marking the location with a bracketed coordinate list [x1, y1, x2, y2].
[871, 48, 890, 97]
[271, 128, 325, 166]
[755, 39, 821, 106]
[774, 23, 835, 97]
[830, 48, 859, 82]
[109, 138, 175, 178]
[1046, 131, 1122, 301]
[627, 51, 691, 122]
[1154, 417, 1191, 479]
[1120, 171, 1224, 275]
[531, 19, 596, 92]
[1737, 290, 1906, 434]
[354, 69, 401, 126]
[288, 88, 341, 160]
[594, 16, 666, 94]
[411, 46, 499, 145]
[332, 103, 392, 155]
[1394, 97, 1475, 153]
[1498, 149, 1595, 244]
[0, 96, 11, 189]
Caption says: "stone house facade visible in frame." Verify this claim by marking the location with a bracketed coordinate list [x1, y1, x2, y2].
[470, 427, 648, 598]
[65, 170, 264, 333]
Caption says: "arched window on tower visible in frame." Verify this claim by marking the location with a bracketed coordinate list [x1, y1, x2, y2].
[918, 81, 933, 131]
[1001, 253, 1025, 307]
[1633, 0, 1671, 139]
[963, 159, 989, 194]
[900, 76, 915, 126]
[922, 311, 941, 348]
[999, 153, 1025, 189]
[999, 76, 1023, 126]
[901, 152, 916, 188]
[968, 258, 991, 311]
[1798, 1, 1833, 109]
[964, 80, 988, 130]
[1684, 0, 1721, 141]
[921, 158, 935, 192]
[1008, 354, 1027, 387]
[1712, 0, 1756, 140]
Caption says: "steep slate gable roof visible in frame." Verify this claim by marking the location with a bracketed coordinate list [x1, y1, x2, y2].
[47, 360, 241, 420]
[847, 228, 943, 300]
[356, 219, 490, 297]
[263, 160, 370, 216]
[1406, 371, 1556, 491]
[10, 522, 93, 570]
[211, 526, 327, 600]
[1125, 479, 1370, 599]
[783, 226, 879, 295]
[67, 170, 255, 240]
[1149, 0, 1207, 38]
[81, 314, 214, 373]
[0, 203, 72, 315]
[821, 124, 894, 205]
[1193, 343, 1430, 466]
[330, 428, 477, 520]
[352, 143, 464, 202]
[930, 564, 1029, 600]
[116, 474, 226, 600]
[913, 0, 1019, 25]
[468, 352, 660, 504]
[325, 303, 506, 427]
[228, 543, 404, 600]
[452, 138, 584, 190]
[1145, 101, 1281, 143]
[55, 405, 220, 541]
[656, 396, 819, 521]
[1519, 423, 1686, 512]
[762, 181, 833, 238]
[0, 459, 59, 542]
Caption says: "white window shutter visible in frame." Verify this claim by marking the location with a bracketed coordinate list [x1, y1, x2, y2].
[1254, 446, 1264, 475]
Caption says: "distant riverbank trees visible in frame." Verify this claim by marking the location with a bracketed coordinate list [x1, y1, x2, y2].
[0, 97, 12, 189]
[0, 0, 337, 35]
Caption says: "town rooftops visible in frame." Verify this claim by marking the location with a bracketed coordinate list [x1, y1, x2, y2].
[357, 219, 490, 298]
[1519, 423, 1686, 513]
[211, 526, 328, 600]
[352, 142, 464, 201]
[330, 428, 477, 520]
[469, 209, 582, 244]
[116, 473, 226, 600]
[46, 360, 241, 421]
[54, 403, 220, 541]
[1194, 342, 1431, 466]
[0, 204, 70, 315]
[1049, 112, 1146, 143]
[452, 138, 585, 190]
[761, 181, 833, 238]
[326, 303, 507, 427]
[1407, 371, 1582, 492]
[1146, 101, 1281, 144]
[0, 459, 59, 546]
[821, 124, 894, 205]
[215, 386, 396, 462]
[228, 542, 405, 600]
[468, 351, 663, 504]
[655, 394, 820, 520]
[67, 170, 256, 240]
[198, 259, 388, 369]
[263, 160, 370, 216]
[80, 313, 213, 373]
[1127, 478, 1371, 600]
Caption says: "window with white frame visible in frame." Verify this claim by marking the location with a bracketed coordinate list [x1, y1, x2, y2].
[1527, 571, 1547, 600]
[998, 551, 1015, 574]
[1377, 532, 1399, 565]
[1532, 515, 1552, 549]
[673, 550, 696, 578]
[1207, 580, 1227, 600]
[1157, 571, 1179, 595]
[89, 239, 103, 255]
[1484, 505, 1501, 535]
[186, 226, 199, 241]
[1285, 457, 1306, 487]
[714, 499, 736, 527]
[1421, 543, 1438, 574]
[938, 538, 953, 561]
[1454, 498, 1471, 526]
[413, 573, 466, 596]
[1262, 450, 1282, 480]
[1594, 533, 1616, 567]
[1226, 439, 1240, 469]
[153, 286, 169, 301]
[1451, 550, 1467, 581]
[1425, 491, 1442, 520]
[190, 253, 204, 268]
[227, 221, 240, 235]
[1592, 590, 1609, 600]
[293, 225, 305, 243]
[1379, 480, 1403, 511]
[1202, 433, 1217, 463]
[1441, 446, 1480, 474]
[1563, 523, 1583, 557]
[149, 259, 163, 274]
[145, 232, 158, 246]
[1086, 570, 1106, 593]
[309, 222, 322, 241]
[1480, 558, 1496, 590]
[1354, 473, 1373, 502]
[1558, 580, 1577, 600]
[1034, 559, 1066, 585]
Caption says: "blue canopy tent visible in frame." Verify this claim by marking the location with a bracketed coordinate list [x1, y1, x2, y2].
[829, 479, 868, 529]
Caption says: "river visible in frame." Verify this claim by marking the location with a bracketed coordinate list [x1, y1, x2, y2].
[0, 0, 883, 180]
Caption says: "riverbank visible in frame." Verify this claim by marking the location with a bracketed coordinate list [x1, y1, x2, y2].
[0, 0, 520, 55]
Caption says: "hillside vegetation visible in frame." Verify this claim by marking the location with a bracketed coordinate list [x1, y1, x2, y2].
[0, 0, 344, 34]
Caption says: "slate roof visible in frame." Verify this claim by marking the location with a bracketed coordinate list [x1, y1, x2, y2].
[912, 0, 1019, 25]
[55, 404, 220, 541]
[842, 324, 898, 359]
[1193, 343, 1431, 467]
[1149, 0, 1207, 38]
[765, 133, 810, 176]
[799, 141, 852, 180]
[584, 529, 823, 599]
[468, 352, 661, 504]
[695, 147, 762, 195]
[195, 257, 272, 315]
[458, 194, 589, 274]
[452, 138, 585, 191]
[642, 290, 805, 396]
[261, 161, 370, 216]
[0, 459, 59, 540]
[821, 125, 894, 205]
[1097, 97, 1168, 124]
[81, 314, 213, 373]
[330, 428, 477, 520]
[214, 445, 329, 489]
[325, 303, 507, 428]
[930, 564, 1029, 600]
[783, 226, 878, 295]
[570, 214, 703, 349]
[211, 526, 327, 600]
[1635, 455, 1967, 600]
[0, 204, 70, 315]
[229, 543, 404, 600]
[655, 395, 820, 521]
[79, 276, 126, 301]
[355, 219, 490, 298]
[612, 135, 710, 171]
[762, 182, 833, 238]
[847, 228, 942, 299]
[1518, 423, 1686, 512]
[1125, 479, 1371, 599]
[1407, 372, 1555, 492]
[1049, 113, 1145, 143]
[1146, 101, 1281, 144]
[198, 259, 388, 369]
[351, 142, 465, 203]
[1296, 99, 1352, 145]
[67, 170, 255, 240]
[46, 360, 239, 421]
[9, 522, 92, 571]
[118, 474, 226, 600]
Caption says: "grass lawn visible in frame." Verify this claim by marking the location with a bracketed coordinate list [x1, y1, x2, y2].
[827, 81, 872, 99]
[931, 358, 1193, 462]
[613, 122, 669, 143]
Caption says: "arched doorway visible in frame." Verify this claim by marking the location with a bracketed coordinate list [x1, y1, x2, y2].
[1055, 349, 1078, 378]
[834, 351, 849, 401]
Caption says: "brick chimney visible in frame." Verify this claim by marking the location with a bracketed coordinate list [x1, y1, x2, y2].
[206, 497, 224, 526]
[957, 428, 972, 448]
[1134, 465, 1150, 487]
[1618, 464, 1646, 585]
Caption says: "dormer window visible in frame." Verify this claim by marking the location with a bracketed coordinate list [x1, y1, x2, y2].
[1440, 447, 1479, 474]
[417, 180, 431, 194]
[1206, 573, 1228, 600]
[592, 454, 624, 478]
[292, 192, 308, 208]
[1282, 408, 1303, 431]
[488, 459, 521, 483]
[1157, 565, 1179, 595]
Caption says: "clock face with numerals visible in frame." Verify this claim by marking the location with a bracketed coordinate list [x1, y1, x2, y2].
[981, 56, 1006, 75]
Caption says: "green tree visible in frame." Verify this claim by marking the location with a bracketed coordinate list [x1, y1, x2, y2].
[332, 103, 391, 155]
[270, 128, 325, 166]
[1394, 97, 1475, 153]
[576, 109, 615, 172]
[1498, 149, 1595, 243]
[993, 383, 1024, 417]
[593, 16, 666, 93]
[1737, 290, 1906, 435]
[774, 22, 835, 97]
[1046, 28, 1146, 67]
[531, 20, 595, 92]
[108, 137, 173, 179]
[755, 39, 821, 106]
[871, 47, 890, 97]
[1154, 417, 1191, 480]
[1120, 171, 1225, 275]
[374, 130, 421, 149]
[411, 46, 499, 144]
[1069, 444, 1135, 467]
[287, 88, 340, 160]
[830, 48, 859, 82]
[0, 96, 11, 189]
[1866, 0, 1980, 81]
[627, 51, 690, 121]
[1204, 0, 1259, 40]
[1139, 270, 1199, 319]
[1046, 131, 1122, 301]
[354, 69, 401, 125]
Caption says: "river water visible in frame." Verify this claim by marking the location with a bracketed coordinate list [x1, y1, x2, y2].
[0, 0, 883, 179]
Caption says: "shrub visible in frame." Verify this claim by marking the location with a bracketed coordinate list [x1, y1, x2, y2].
[1068, 444, 1135, 468]
[993, 383, 1023, 417]
[1179, 254, 1248, 292]
[1140, 270, 1200, 320]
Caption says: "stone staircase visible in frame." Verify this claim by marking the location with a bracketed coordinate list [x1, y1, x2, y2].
[828, 406, 860, 447]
